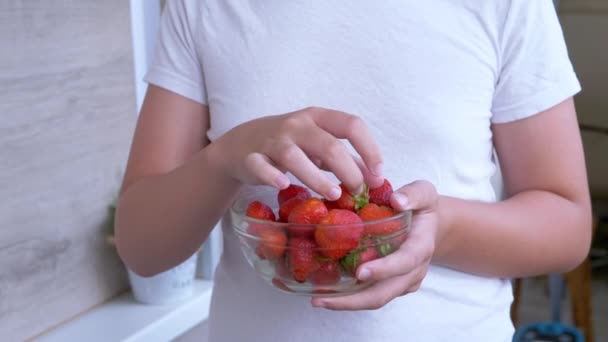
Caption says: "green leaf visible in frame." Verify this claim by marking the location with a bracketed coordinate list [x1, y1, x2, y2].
[340, 250, 360, 274]
[353, 184, 370, 212]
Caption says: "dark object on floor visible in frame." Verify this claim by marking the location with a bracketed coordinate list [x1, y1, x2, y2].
[513, 322, 584, 342]
[513, 275, 585, 342]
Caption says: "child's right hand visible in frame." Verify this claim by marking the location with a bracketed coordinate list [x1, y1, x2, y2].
[209, 107, 384, 200]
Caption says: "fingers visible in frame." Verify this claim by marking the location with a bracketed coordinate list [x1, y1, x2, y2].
[390, 180, 438, 212]
[246, 107, 382, 198]
[355, 227, 435, 282]
[243, 153, 290, 189]
[311, 275, 404, 311]
[307, 108, 384, 179]
[353, 156, 384, 189]
[298, 131, 364, 194]
[311, 266, 427, 311]
[315, 155, 383, 193]
[265, 140, 342, 200]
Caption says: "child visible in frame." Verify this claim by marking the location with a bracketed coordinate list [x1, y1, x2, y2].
[115, 1, 592, 340]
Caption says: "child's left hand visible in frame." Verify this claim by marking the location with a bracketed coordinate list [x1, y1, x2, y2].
[311, 180, 439, 310]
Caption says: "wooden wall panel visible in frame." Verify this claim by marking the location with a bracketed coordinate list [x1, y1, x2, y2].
[0, 1, 136, 340]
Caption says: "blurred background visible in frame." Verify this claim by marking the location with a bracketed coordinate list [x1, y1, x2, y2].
[0, 0, 606, 341]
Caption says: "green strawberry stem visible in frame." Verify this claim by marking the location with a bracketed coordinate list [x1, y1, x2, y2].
[353, 184, 370, 212]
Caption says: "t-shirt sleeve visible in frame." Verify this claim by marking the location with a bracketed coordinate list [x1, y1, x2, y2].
[491, 0, 580, 123]
[144, 0, 207, 104]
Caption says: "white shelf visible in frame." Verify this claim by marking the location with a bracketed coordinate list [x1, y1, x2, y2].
[35, 280, 213, 342]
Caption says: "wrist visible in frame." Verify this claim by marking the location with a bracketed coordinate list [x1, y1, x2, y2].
[200, 140, 242, 190]
[434, 195, 456, 261]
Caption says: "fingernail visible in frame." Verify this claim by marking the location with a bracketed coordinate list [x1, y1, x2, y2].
[371, 163, 383, 177]
[358, 268, 371, 281]
[274, 174, 290, 189]
[393, 193, 409, 210]
[328, 186, 341, 200]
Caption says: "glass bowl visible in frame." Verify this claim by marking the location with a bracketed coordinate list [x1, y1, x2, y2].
[230, 187, 412, 297]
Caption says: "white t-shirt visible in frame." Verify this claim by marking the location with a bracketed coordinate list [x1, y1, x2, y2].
[145, 1, 580, 341]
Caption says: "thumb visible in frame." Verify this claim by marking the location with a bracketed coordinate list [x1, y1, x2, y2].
[390, 180, 438, 213]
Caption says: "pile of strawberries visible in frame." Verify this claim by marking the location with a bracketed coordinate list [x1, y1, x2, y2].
[245, 179, 406, 290]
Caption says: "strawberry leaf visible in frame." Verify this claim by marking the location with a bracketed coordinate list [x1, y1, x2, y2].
[353, 184, 370, 212]
[340, 250, 360, 274]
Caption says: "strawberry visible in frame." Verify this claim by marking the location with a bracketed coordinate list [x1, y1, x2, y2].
[278, 197, 305, 222]
[246, 200, 276, 221]
[315, 209, 364, 260]
[288, 198, 328, 238]
[255, 229, 287, 259]
[341, 246, 380, 276]
[369, 179, 394, 208]
[278, 184, 311, 206]
[310, 259, 341, 285]
[335, 184, 368, 212]
[288, 238, 320, 283]
[246, 200, 276, 235]
[358, 203, 402, 236]
[322, 198, 340, 211]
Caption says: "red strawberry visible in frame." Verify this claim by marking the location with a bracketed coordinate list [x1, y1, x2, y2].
[310, 260, 341, 285]
[369, 179, 394, 208]
[246, 200, 276, 235]
[278, 197, 305, 222]
[358, 203, 402, 236]
[288, 238, 320, 283]
[246, 200, 276, 221]
[323, 199, 340, 211]
[278, 184, 311, 206]
[255, 229, 287, 259]
[315, 209, 364, 260]
[341, 246, 380, 276]
[288, 198, 328, 238]
[335, 184, 368, 212]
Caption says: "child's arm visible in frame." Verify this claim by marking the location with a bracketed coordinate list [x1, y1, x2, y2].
[115, 85, 235, 277]
[435, 97, 592, 277]
[115, 86, 384, 277]
[313, 98, 592, 311]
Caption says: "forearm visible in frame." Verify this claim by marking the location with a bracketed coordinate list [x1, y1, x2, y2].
[115, 143, 240, 277]
[434, 190, 592, 278]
